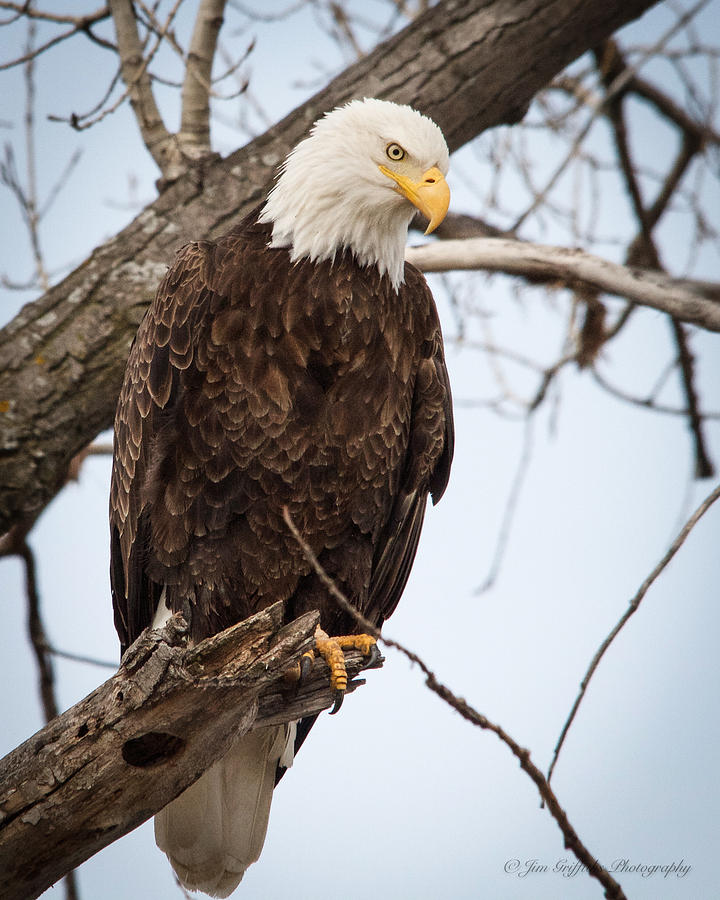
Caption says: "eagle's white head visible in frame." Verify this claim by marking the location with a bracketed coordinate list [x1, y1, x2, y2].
[259, 98, 450, 290]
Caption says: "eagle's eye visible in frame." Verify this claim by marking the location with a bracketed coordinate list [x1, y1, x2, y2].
[386, 142, 405, 162]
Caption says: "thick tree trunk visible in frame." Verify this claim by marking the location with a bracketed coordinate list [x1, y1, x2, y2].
[0, 0, 661, 535]
[0, 603, 378, 899]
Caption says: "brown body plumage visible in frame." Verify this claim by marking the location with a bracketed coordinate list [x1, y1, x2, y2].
[110, 211, 453, 652]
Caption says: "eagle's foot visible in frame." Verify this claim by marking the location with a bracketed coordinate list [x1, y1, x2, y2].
[313, 629, 379, 715]
[284, 628, 380, 713]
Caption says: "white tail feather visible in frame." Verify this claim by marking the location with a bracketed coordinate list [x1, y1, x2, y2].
[155, 724, 293, 897]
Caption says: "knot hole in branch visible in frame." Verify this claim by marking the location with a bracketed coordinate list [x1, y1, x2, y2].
[122, 732, 185, 768]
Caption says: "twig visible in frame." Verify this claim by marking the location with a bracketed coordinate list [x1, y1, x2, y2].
[0, 3, 109, 26]
[12, 533, 81, 900]
[282, 508, 628, 900]
[18, 537, 58, 723]
[669, 318, 715, 478]
[591, 365, 720, 420]
[48, 65, 123, 129]
[547, 479, 720, 784]
[47, 646, 117, 670]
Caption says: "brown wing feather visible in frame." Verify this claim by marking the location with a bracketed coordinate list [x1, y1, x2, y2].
[367, 264, 454, 624]
[110, 241, 212, 654]
[110, 219, 453, 658]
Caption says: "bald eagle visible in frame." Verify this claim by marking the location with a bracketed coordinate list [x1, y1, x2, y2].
[110, 98, 454, 897]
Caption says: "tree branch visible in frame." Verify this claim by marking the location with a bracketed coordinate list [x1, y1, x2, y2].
[0, 602, 379, 899]
[594, 37, 714, 477]
[107, 0, 176, 178]
[178, 0, 227, 161]
[0, 0, 662, 537]
[405, 237, 720, 330]
[282, 509, 628, 900]
[547, 479, 720, 785]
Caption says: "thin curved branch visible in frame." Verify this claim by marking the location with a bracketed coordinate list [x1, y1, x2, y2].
[0, 5, 112, 68]
[547, 479, 720, 784]
[474, 414, 535, 594]
[0, 3, 108, 25]
[591, 366, 720, 420]
[282, 508, 628, 900]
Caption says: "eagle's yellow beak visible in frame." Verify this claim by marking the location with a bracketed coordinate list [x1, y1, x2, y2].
[379, 164, 450, 234]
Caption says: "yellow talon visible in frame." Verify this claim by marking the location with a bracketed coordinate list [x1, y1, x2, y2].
[313, 629, 378, 714]
[314, 637, 348, 693]
[334, 634, 377, 655]
[286, 627, 378, 713]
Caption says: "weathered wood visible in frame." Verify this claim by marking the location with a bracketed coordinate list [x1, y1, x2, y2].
[406, 237, 720, 332]
[0, 603, 381, 900]
[0, 0, 662, 535]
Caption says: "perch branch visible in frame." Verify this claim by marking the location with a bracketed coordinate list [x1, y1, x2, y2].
[0, 602, 379, 900]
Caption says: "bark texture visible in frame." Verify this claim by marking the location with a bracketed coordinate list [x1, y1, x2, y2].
[406, 237, 720, 331]
[0, 603, 378, 900]
[0, 0, 660, 534]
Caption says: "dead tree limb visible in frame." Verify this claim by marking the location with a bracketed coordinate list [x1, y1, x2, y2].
[0, 602, 379, 900]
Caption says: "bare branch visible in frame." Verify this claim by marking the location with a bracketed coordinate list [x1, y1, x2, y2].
[0, 26, 84, 71]
[405, 237, 720, 331]
[47, 65, 124, 130]
[107, 0, 177, 178]
[511, 0, 711, 231]
[46, 646, 117, 670]
[179, 0, 227, 160]
[0, 4, 109, 26]
[0, 5, 112, 70]
[21, 19, 48, 290]
[669, 318, 715, 478]
[547, 479, 720, 784]
[591, 366, 720, 420]
[594, 40, 715, 478]
[0, 524, 80, 900]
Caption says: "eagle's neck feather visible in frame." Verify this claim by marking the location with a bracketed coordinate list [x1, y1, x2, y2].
[259, 148, 413, 291]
